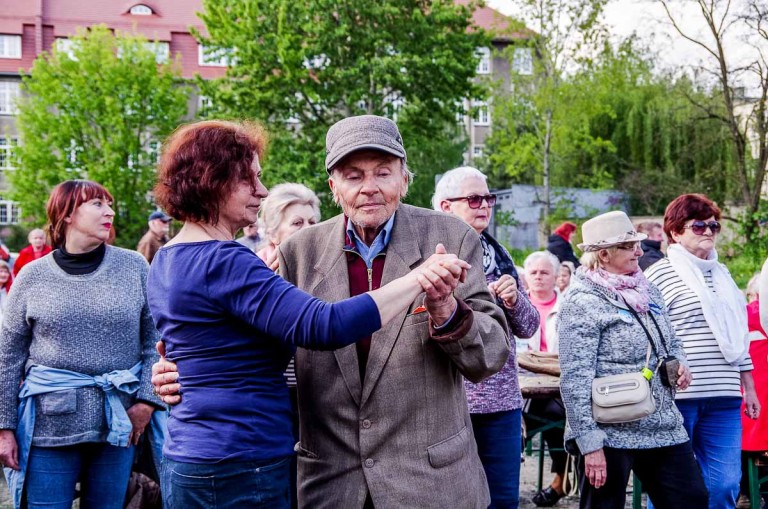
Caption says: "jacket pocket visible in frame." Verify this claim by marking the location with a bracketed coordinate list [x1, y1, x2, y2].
[427, 426, 470, 468]
[39, 390, 77, 416]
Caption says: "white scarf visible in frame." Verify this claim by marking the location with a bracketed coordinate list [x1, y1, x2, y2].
[666, 244, 749, 365]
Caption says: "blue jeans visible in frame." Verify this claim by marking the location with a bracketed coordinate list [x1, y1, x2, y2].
[471, 409, 523, 509]
[166, 455, 291, 509]
[25, 442, 135, 509]
[677, 397, 742, 509]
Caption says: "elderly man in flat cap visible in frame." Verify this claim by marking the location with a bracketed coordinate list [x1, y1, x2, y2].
[153, 115, 509, 508]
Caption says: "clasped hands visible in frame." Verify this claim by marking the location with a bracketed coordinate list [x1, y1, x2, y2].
[413, 244, 470, 326]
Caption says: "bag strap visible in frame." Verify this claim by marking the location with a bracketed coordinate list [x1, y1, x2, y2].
[621, 296, 669, 360]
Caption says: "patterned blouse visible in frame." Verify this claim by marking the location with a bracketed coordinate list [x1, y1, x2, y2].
[464, 232, 540, 413]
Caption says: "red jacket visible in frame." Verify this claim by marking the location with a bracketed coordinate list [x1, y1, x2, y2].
[13, 244, 52, 277]
[742, 300, 768, 451]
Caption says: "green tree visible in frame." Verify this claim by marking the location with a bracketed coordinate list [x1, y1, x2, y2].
[195, 0, 488, 212]
[12, 25, 189, 246]
[482, 0, 608, 232]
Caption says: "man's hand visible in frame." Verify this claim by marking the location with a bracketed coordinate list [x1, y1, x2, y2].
[488, 274, 518, 309]
[584, 448, 607, 488]
[417, 244, 469, 326]
[0, 429, 19, 470]
[677, 364, 693, 391]
[257, 246, 279, 272]
[152, 341, 181, 405]
[127, 402, 155, 446]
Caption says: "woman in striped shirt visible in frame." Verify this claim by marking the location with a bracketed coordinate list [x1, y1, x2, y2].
[645, 193, 760, 509]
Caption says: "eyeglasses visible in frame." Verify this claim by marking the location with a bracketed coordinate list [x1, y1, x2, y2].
[684, 220, 721, 235]
[445, 194, 497, 209]
[615, 241, 640, 251]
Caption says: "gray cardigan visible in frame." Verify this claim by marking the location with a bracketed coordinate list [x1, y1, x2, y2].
[557, 272, 690, 455]
[0, 246, 161, 446]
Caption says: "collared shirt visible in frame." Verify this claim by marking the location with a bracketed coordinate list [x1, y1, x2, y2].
[345, 213, 396, 268]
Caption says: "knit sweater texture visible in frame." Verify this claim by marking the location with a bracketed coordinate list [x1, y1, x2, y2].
[557, 272, 690, 455]
[0, 246, 161, 446]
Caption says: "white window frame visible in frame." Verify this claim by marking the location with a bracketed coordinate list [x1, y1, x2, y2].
[129, 4, 153, 15]
[512, 47, 533, 75]
[472, 144, 484, 159]
[146, 42, 170, 64]
[55, 38, 78, 60]
[0, 136, 18, 170]
[0, 35, 21, 59]
[476, 47, 491, 75]
[198, 45, 229, 67]
[0, 81, 20, 115]
[0, 199, 20, 224]
[197, 94, 212, 115]
[473, 100, 490, 126]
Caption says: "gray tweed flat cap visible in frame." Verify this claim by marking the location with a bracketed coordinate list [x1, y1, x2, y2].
[325, 115, 407, 173]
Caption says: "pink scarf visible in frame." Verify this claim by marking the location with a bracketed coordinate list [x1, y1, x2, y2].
[581, 267, 651, 313]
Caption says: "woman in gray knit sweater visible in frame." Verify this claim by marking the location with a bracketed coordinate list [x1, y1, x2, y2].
[558, 211, 707, 509]
[0, 180, 163, 509]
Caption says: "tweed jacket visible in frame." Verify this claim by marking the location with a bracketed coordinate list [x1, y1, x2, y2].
[278, 203, 510, 509]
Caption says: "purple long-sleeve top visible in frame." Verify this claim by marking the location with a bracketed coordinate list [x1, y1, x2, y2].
[147, 241, 381, 464]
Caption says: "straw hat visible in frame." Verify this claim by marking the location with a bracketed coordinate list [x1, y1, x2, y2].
[577, 211, 646, 252]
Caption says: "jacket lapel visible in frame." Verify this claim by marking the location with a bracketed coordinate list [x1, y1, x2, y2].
[361, 206, 423, 406]
[308, 217, 363, 406]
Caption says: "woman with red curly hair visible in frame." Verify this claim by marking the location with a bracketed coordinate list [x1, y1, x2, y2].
[147, 120, 468, 508]
[547, 222, 580, 268]
[645, 193, 760, 509]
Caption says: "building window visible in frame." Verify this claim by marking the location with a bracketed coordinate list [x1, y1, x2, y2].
[0, 137, 18, 170]
[129, 4, 154, 15]
[0, 35, 21, 59]
[0, 81, 20, 115]
[198, 45, 229, 67]
[145, 42, 169, 64]
[55, 38, 78, 60]
[0, 199, 20, 224]
[473, 101, 490, 126]
[476, 47, 491, 75]
[472, 145, 484, 158]
[512, 48, 533, 75]
[197, 95, 213, 116]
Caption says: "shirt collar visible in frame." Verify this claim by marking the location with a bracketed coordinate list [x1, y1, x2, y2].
[345, 212, 396, 266]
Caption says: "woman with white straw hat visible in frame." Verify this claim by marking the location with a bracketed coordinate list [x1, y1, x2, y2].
[558, 210, 707, 508]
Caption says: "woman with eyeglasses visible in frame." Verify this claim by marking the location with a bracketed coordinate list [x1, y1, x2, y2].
[645, 193, 760, 509]
[433, 166, 539, 509]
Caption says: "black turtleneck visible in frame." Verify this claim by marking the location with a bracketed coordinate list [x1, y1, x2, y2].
[53, 242, 106, 275]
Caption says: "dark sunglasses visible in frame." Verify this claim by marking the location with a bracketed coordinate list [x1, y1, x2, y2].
[684, 220, 721, 235]
[445, 194, 497, 209]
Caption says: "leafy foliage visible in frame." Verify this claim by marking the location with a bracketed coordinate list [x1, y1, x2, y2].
[194, 0, 487, 213]
[11, 25, 189, 247]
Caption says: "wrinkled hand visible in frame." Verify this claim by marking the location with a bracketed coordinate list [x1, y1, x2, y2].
[744, 389, 761, 420]
[127, 403, 155, 446]
[488, 274, 518, 309]
[152, 341, 181, 405]
[416, 244, 470, 325]
[256, 246, 279, 272]
[0, 429, 19, 470]
[585, 448, 607, 488]
[676, 364, 693, 391]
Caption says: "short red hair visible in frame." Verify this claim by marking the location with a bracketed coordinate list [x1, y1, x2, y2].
[663, 194, 722, 244]
[46, 180, 114, 249]
[154, 120, 268, 224]
[554, 222, 577, 241]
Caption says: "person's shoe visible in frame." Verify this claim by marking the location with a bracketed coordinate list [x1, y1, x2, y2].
[532, 487, 564, 507]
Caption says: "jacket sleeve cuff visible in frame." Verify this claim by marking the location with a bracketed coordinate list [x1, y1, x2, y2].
[575, 429, 607, 455]
[429, 298, 474, 343]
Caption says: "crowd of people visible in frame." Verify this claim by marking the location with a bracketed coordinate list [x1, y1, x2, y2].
[0, 114, 764, 509]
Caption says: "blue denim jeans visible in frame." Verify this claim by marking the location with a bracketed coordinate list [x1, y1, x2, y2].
[25, 442, 135, 509]
[471, 409, 523, 509]
[676, 397, 742, 509]
[166, 455, 291, 509]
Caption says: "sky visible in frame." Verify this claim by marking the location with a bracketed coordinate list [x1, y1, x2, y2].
[487, 0, 762, 91]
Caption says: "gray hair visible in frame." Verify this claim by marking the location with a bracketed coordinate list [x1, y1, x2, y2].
[431, 166, 487, 211]
[524, 250, 560, 274]
[581, 248, 622, 270]
[258, 183, 320, 244]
